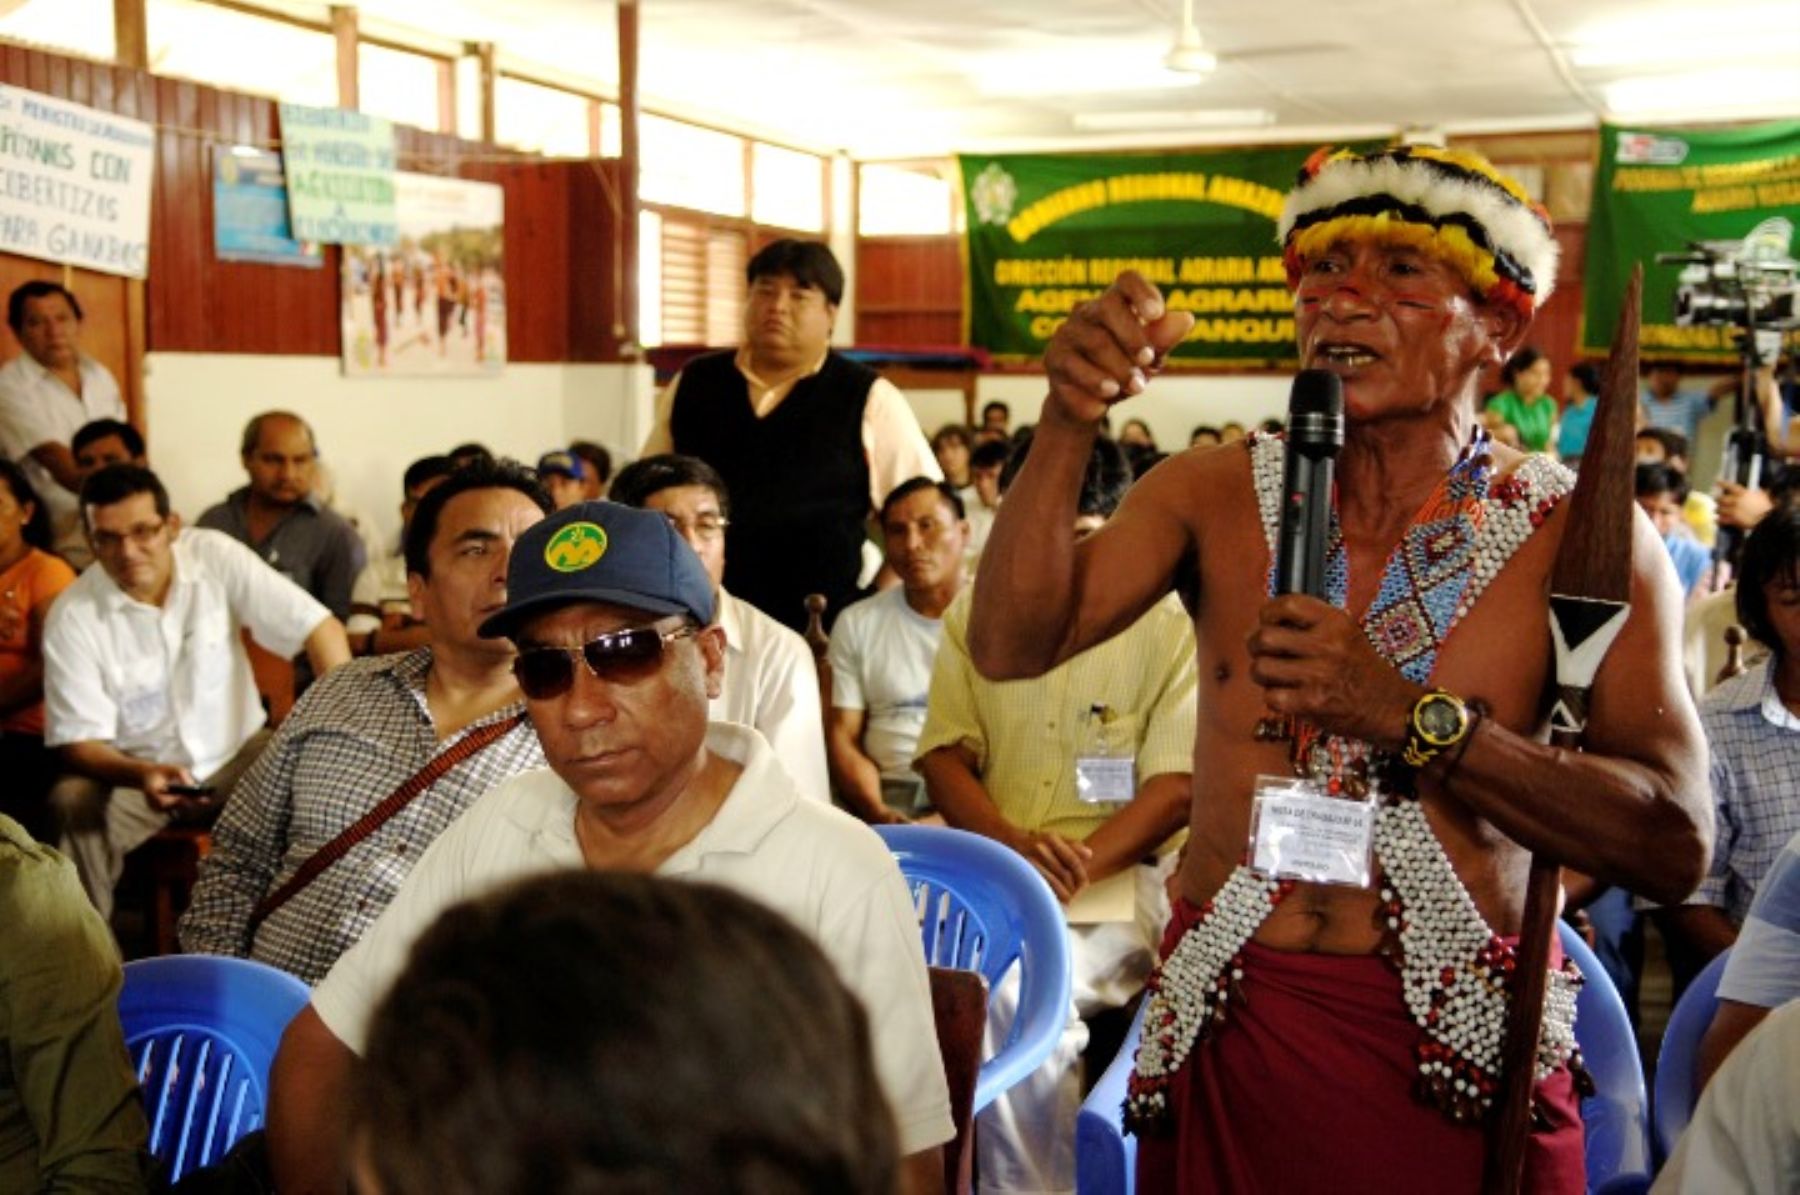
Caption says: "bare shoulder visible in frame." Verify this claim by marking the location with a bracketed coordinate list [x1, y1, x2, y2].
[1113, 440, 1254, 539]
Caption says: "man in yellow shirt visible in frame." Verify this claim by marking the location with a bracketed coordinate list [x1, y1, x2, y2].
[915, 434, 1196, 1195]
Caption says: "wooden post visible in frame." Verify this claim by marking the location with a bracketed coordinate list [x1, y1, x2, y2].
[113, 0, 149, 70]
[436, 57, 456, 136]
[331, 6, 359, 111]
[469, 41, 497, 145]
[616, 0, 640, 357]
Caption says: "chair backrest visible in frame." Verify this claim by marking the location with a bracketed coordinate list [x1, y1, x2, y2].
[1073, 923, 1654, 1195]
[928, 966, 987, 1195]
[1652, 947, 1732, 1163]
[876, 824, 1073, 1112]
[118, 955, 311, 1184]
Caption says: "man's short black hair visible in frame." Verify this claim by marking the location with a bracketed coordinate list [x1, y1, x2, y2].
[999, 431, 1132, 518]
[1736, 502, 1800, 662]
[355, 871, 898, 1195]
[0, 459, 52, 550]
[72, 418, 144, 460]
[970, 439, 1009, 471]
[1190, 424, 1222, 444]
[448, 442, 493, 466]
[746, 239, 843, 307]
[79, 464, 170, 527]
[982, 400, 1010, 423]
[931, 423, 972, 451]
[240, 411, 319, 458]
[1637, 426, 1690, 464]
[610, 454, 732, 521]
[879, 476, 964, 525]
[403, 454, 456, 496]
[404, 458, 550, 578]
[1635, 461, 1690, 503]
[1569, 362, 1602, 396]
[7, 280, 82, 333]
[568, 440, 613, 487]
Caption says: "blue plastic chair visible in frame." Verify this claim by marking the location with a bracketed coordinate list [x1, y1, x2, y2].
[118, 955, 311, 1184]
[876, 824, 1073, 1112]
[1651, 947, 1731, 1164]
[1075, 922, 1653, 1194]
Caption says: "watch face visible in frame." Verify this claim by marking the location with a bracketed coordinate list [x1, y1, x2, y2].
[1418, 696, 1464, 741]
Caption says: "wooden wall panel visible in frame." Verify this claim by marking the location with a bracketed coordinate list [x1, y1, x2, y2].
[0, 40, 622, 369]
[855, 236, 963, 347]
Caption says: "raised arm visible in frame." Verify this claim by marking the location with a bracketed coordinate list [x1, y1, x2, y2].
[968, 272, 1195, 680]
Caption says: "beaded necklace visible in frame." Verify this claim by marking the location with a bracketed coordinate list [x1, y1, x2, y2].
[1127, 430, 1589, 1135]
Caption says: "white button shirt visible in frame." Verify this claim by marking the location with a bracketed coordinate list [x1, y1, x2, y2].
[713, 588, 830, 803]
[0, 353, 125, 563]
[43, 528, 330, 778]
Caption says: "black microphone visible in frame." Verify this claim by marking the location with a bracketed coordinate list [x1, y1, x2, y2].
[1274, 370, 1345, 598]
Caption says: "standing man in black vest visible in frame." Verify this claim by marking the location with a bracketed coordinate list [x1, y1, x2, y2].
[640, 240, 939, 632]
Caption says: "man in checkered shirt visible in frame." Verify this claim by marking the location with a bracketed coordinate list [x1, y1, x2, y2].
[178, 460, 552, 983]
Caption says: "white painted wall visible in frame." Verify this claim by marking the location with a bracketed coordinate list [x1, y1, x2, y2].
[902, 371, 1291, 450]
[144, 353, 654, 548]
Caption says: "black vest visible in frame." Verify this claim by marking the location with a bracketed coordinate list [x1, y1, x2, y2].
[670, 350, 877, 631]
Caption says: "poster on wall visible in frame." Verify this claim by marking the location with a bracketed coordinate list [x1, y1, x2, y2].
[212, 146, 321, 267]
[340, 171, 506, 377]
[1583, 120, 1800, 363]
[958, 144, 1377, 366]
[278, 102, 397, 246]
[0, 83, 155, 278]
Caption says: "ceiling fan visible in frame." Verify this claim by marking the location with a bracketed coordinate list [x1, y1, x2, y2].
[1164, 0, 1218, 75]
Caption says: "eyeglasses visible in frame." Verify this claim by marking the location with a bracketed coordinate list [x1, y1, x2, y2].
[513, 624, 698, 699]
[664, 513, 729, 542]
[91, 520, 167, 554]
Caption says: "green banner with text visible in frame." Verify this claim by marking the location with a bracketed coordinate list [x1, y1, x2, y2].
[1582, 121, 1800, 362]
[959, 146, 1362, 366]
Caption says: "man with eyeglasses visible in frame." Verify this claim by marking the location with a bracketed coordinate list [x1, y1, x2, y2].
[178, 460, 551, 984]
[40, 464, 350, 920]
[639, 238, 940, 633]
[267, 500, 953, 1195]
[610, 453, 829, 805]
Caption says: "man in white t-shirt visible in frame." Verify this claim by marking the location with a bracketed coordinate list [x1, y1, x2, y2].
[267, 500, 952, 1194]
[43, 465, 350, 918]
[0, 282, 128, 567]
[828, 478, 969, 823]
[610, 453, 830, 803]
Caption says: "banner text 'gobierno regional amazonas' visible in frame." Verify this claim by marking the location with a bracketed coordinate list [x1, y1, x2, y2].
[959, 146, 1368, 367]
[1583, 121, 1800, 363]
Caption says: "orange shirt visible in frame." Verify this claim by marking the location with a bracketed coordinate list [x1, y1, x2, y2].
[0, 548, 76, 735]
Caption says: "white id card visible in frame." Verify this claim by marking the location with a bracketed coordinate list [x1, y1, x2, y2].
[1247, 775, 1377, 889]
[1075, 756, 1135, 803]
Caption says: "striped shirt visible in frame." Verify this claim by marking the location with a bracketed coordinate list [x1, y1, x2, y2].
[178, 649, 543, 984]
[1719, 829, 1800, 1008]
[1688, 661, 1800, 924]
[915, 590, 1197, 842]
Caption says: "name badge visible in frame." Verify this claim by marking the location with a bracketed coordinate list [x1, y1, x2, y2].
[1075, 756, 1135, 803]
[1247, 775, 1376, 889]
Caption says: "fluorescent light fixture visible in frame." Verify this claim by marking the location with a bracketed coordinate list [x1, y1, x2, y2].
[1072, 108, 1273, 132]
[1571, 30, 1800, 69]
[1606, 68, 1800, 116]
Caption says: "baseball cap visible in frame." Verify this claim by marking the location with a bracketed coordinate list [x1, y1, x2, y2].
[536, 450, 586, 482]
[478, 501, 716, 639]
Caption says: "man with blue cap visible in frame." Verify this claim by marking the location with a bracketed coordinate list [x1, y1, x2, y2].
[265, 501, 953, 1193]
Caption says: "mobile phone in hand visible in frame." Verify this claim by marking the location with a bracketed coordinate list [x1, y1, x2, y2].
[165, 784, 216, 798]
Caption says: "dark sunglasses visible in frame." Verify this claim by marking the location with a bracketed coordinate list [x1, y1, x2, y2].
[513, 624, 699, 699]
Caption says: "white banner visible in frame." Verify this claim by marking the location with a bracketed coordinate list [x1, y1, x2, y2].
[0, 84, 155, 278]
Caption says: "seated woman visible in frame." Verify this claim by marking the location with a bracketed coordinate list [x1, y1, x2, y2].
[352, 870, 901, 1195]
[1485, 344, 1558, 454]
[0, 459, 76, 841]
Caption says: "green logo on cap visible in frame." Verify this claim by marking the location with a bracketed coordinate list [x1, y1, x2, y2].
[545, 522, 607, 572]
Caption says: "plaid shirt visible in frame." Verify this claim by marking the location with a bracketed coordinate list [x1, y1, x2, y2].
[178, 649, 543, 984]
[1689, 661, 1800, 924]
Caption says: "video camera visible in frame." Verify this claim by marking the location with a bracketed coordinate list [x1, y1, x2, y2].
[1658, 216, 1800, 331]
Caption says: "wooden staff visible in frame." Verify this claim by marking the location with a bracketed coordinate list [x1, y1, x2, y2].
[1482, 266, 1643, 1195]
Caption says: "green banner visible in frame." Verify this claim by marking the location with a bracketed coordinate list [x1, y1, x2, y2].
[1583, 121, 1800, 361]
[959, 146, 1361, 366]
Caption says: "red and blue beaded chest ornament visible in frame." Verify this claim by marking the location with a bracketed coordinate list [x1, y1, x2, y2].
[1127, 146, 1589, 1136]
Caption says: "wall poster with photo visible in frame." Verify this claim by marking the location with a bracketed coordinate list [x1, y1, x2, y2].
[341, 172, 505, 376]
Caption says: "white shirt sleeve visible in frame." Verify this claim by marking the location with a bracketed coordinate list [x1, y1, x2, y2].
[826, 604, 868, 712]
[862, 378, 942, 512]
[0, 366, 64, 459]
[1652, 999, 1800, 1194]
[639, 372, 681, 457]
[41, 597, 117, 747]
[754, 628, 831, 804]
[191, 530, 330, 657]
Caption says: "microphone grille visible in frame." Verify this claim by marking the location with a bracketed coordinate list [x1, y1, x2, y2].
[1289, 369, 1343, 418]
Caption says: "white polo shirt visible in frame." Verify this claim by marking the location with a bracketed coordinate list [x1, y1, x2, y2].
[43, 527, 329, 778]
[312, 721, 955, 1155]
[0, 352, 125, 562]
[714, 588, 830, 804]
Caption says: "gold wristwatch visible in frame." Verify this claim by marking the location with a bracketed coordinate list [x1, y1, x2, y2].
[1401, 689, 1472, 768]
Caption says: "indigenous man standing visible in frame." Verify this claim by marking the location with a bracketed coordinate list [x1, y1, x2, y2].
[969, 147, 1711, 1192]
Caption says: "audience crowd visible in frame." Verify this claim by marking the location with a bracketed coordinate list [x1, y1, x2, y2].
[1, 233, 1797, 1195]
